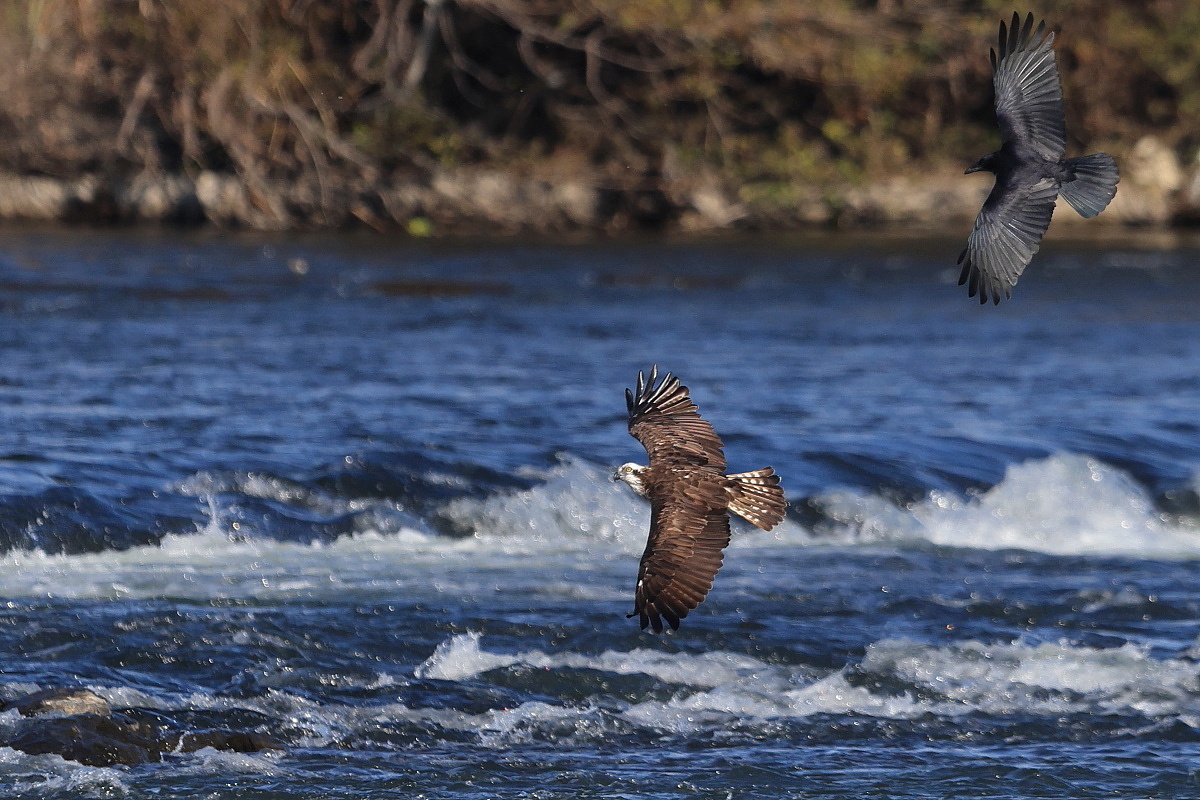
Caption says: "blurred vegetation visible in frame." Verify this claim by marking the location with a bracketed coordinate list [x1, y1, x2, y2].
[0, 0, 1195, 226]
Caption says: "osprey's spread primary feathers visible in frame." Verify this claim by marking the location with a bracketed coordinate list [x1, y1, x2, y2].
[958, 13, 1119, 304]
[614, 367, 786, 633]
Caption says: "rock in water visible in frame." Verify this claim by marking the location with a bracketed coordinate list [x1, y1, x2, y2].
[8, 714, 160, 766]
[3, 687, 111, 717]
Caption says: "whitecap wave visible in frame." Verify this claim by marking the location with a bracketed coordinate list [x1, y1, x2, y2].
[0, 524, 440, 600]
[439, 455, 648, 550]
[170, 746, 284, 776]
[439, 452, 1200, 559]
[5, 452, 1197, 603]
[19, 632, 1198, 754]
[813, 453, 1200, 557]
[401, 632, 1200, 741]
[856, 637, 1200, 717]
[413, 631, 782, 688]
[414, 632, 519, 681]
[174, 470, 331, 509]
[0, 746, 131, 797]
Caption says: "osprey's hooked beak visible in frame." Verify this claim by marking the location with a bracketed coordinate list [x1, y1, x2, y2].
[611, 468, 620, 482]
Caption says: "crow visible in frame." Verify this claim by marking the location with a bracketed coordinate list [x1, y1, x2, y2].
[958, 13, 1119, 304]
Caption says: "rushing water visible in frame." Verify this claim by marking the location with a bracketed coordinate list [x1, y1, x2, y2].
[3, 228, 1200, 798]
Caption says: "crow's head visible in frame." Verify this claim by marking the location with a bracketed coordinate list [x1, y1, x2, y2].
[965, 153, 999, 175]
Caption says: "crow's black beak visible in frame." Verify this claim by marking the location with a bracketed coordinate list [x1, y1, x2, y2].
[964, 164, 982, 174]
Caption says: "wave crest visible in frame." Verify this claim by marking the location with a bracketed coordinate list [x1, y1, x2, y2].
[439, 456, 648, 548]
[394, 631, 1200, 745]
[811, 453, 1200, 556]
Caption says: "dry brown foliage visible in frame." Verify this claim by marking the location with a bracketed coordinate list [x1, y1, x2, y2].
[0, 1, 1193, 227]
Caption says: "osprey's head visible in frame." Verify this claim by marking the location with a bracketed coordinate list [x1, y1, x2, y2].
[613, 462, 649, 498]
[965, 152, 998, 175]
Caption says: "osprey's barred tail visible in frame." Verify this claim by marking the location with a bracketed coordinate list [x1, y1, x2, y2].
[1060, 153, 1119, 218]
[725, 467, 785, 531]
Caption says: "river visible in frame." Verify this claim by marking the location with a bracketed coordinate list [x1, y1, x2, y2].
[2, 228, 1200, 798]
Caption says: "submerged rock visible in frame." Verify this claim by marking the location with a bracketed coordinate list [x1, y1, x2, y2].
[171, 729, 285, 754]
[2, 687, 111, 717]
[8, 713, 161, 767]
[1, 687, 285, 767]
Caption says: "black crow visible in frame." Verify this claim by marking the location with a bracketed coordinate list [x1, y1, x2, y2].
[958, 13, 1119, 304]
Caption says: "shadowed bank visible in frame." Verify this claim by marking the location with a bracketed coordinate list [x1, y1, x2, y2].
[0, 1, 1196, 232]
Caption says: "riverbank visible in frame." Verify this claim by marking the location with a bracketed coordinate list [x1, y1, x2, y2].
[2, 2, 1198, 237]
[0, 135, 1193, 236]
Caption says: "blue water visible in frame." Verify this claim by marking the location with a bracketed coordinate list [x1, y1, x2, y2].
[3, 229, 1200, 797]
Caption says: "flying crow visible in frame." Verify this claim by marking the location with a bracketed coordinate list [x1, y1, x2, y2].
[959, 13, 1119, 304]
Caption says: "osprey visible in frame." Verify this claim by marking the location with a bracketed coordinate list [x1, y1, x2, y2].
[614, 366, 786, 632]
[958, 13, 1119, 304]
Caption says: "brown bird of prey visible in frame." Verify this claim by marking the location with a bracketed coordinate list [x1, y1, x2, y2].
[613, 366, 786, 632]
[958, 12, 1119, 304]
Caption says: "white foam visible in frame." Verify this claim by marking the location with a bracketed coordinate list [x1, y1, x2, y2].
[814, 453, 1200, 557]
[407, 633, 926, 737]
[0, 456, 660, 600]
[175, 470, 319, 506]
[414, 632, 519, 680]
[858, 638, 1200, 717]
[0, 523, 443, 600]
[405, 632, 1200, 740]
[0, 746, 130, 797]
[440, 455, 648, 551]
[5, 452, 1196, 605]
[171, 746, 283, 776]
[16, 633, 1184, 752]
[623, 673, 927, 733]
[413, 632, 786, 688]
[473, 701, 600, 747]
[626, 637, 1200, 733]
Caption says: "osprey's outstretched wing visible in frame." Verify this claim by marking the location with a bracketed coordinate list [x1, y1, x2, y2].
[626, 366, 725, 471]
[632, 492, 731, 633]
[958, 175, 1060, 304]
[992, 12, 1065, 161]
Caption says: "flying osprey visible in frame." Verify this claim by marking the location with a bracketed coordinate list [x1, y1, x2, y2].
[958, 13, 1119, 304]
[614, 367, 786, 633]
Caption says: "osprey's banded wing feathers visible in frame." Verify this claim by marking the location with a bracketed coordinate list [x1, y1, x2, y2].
[992, 12, 1065, 161]
[631, 488, 731, 633]
[958, 175, 1060, 304]
[626, 366, 726, 472]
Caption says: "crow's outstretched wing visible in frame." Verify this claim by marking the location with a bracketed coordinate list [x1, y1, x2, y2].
[626, 366, 725, 472]
[631, 491, 731, 633]
[958, 175, 1060, 304]
[992, 13, 1065, 161]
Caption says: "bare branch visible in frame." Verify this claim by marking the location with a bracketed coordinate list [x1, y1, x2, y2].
[116, 68, 158, 156]
[402, 0, 446, 96]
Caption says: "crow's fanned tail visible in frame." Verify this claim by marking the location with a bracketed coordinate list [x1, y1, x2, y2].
[1059, 153, 1119, 218]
